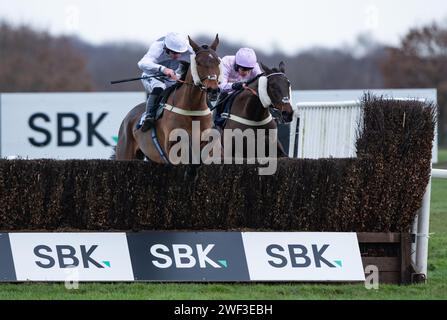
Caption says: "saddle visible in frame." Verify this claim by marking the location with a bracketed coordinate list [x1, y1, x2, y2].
[214, 90, 244, 128]
[154, 83, 183, 120]
[137, 83, 183, 129]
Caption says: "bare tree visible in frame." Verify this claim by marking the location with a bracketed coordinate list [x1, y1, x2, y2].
[380, 22, 447, 146]
[0, 23, 93, 92]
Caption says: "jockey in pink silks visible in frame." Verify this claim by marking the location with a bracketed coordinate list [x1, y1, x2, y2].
[214, 48, 263, 127]
[219, 48, 263, 93]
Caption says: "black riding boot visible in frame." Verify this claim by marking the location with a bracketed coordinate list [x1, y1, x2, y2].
[141, 90, 161, 132]
[213, 92, 228, 128]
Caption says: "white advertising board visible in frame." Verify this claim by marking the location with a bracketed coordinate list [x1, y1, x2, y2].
[242, 232, 365, 281]
[9, 233, 134, 281]
[0, 92, 145, 159]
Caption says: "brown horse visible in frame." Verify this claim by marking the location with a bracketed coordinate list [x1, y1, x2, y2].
[220, 61, 294, 157]
[115, 35, 221, 163]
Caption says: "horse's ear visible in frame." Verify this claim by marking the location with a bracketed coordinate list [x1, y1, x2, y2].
[210, 34, 219, 51]
[188, 36, 201, 52]
[260, 62, 272, 74]
[279, 61, 286, 73]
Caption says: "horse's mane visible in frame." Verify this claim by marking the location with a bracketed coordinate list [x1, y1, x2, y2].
[246, 73, 265, 85]
[178, 61, 190, 82]
[246, 67, 285, 85]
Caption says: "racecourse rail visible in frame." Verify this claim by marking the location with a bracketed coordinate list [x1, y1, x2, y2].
[414, 168, 447, 277]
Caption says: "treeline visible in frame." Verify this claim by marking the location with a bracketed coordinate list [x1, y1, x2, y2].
[71, 34, 387, 92]
[0, 21, 445, 145]
[0, 22, 385, 92]
[0, 23, 93, 91]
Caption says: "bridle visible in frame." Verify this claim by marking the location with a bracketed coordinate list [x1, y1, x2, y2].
[188, 48, 223, 92]
[162, 48, 222, 118]
[257, 73, 291, 108]
[222, 73, 293, 127]
[245, 72, 292, 123]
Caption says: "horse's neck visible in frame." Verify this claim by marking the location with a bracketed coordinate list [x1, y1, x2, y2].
[238, 81, 270, 121]
[170, 69, 207, 110]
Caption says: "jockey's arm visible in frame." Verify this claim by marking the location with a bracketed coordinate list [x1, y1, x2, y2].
[218, 59, 236, 93]
[137, 41, 166, 75]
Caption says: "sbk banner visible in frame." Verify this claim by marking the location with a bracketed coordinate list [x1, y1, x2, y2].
[7, 233, 134, 281]
[127, 232, 250, 281]
[0, 232, 365, 282]
[242, 232, 365, 281]
[0, 234, 16, 281]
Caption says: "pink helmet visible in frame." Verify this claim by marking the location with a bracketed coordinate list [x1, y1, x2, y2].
[235, 48, 257, 68]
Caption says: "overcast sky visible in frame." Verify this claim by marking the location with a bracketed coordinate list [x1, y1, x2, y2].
[1, 0, 446, 54]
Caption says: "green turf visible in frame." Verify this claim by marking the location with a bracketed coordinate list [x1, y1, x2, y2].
[0, 180, 446, 300]
[435, 147, 447, 170]
[437, 148, 447, 164]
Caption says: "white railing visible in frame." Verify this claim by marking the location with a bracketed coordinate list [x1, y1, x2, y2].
[289, 98, 437, 162]
[413, 168, 447, 279]
[289, 101, 362, 159]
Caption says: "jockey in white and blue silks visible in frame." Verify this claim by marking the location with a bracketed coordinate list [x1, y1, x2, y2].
[214, 48, 263, 127]
[137, 32, 194, 132]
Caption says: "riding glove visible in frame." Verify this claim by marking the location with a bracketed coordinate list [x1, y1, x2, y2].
[231, 82, 245, 91]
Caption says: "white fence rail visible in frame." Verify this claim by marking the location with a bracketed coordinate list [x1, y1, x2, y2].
[289, 101, 362, 159]
[289, 99, 438, 162]
[413, 168, 447, 279]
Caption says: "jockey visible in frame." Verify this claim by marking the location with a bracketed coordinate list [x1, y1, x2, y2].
[219, 47, 263, 93]
[214, 48, 263, 127]
[137, 32, 193, 132]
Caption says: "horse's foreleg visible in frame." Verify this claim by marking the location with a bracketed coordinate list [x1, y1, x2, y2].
[277, 141, 288, 158]
[115, 123, 140, 160]
[116, 139, 139, 160]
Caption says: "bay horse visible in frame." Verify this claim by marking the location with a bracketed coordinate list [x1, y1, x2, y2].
[220, 61, 294, 158]
[115, 35, 221, 163]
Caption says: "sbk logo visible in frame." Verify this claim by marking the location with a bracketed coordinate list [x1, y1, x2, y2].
[150, 244, 228, 269]
[266, 244, 341, 268]
[34, 245, 111, 269]
[28, 112, 110, 147]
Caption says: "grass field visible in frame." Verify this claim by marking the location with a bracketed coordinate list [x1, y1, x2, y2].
[0, 159, 446, 300]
